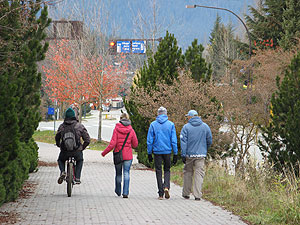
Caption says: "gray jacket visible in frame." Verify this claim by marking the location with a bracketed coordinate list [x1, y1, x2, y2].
[180, 116, 212, 158]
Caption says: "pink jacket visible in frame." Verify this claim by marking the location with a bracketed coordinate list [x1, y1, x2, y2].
[101, 119, 138, 160]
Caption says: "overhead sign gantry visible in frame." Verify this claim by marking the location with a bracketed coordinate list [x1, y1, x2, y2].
[108, 38, 162, 54]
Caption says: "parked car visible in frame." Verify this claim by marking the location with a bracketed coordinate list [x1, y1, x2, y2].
[102, 104, 109, 111]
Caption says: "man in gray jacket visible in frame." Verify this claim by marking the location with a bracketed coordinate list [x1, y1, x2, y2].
[180, 110, 212, 200]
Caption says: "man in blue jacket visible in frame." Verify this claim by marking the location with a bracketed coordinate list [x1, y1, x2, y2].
[180, 110, 212, 201]
[147, 106, 178, 200]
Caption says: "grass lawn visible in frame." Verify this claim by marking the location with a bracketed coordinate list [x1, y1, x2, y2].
[33, 130, 137, 154]
[33, 130, 108, 151]
[170, 163, 184, 186]
[171, 161, 300, 225]
[33, 130, 56, 144]
[89, 139, 108, 151]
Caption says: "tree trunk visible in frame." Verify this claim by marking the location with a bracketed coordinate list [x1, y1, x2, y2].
[98, 97, 103, 141]
[78, 103, 82, 123]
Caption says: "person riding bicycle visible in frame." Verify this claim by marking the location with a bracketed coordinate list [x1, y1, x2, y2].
[55, 107, 90, 184]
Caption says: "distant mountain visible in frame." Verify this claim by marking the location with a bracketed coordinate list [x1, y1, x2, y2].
[49, 0, 254, 50]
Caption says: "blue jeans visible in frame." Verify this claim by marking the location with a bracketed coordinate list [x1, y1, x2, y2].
[115, 159, 133, 196]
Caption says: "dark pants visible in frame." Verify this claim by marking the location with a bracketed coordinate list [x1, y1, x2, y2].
[58, 151, 83, 179]
[154, 154, 171, 197]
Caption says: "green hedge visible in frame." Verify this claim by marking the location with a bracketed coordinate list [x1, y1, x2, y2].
[0, 1, 50, 206]
[0, 138, 38, 204]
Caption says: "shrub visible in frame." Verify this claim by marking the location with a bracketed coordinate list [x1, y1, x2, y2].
[259, 51, 300, 175]
[125, 32, 213, 166]
[0, 1, 50, 206]
[124, 31, 183, 166]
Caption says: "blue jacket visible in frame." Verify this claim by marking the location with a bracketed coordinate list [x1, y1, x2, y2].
[147, 114, 178, 155]
[180, 117, 212, 158]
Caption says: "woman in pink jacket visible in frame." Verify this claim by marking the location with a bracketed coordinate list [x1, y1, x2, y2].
[101, 113, 138, 198]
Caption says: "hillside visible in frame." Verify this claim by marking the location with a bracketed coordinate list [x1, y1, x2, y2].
[48, 0, 254, 50]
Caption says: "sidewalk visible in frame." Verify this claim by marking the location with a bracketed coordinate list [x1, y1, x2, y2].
[0, 142, 246, 225]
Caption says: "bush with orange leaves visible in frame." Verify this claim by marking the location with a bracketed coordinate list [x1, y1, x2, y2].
[127, 71, 233, 159]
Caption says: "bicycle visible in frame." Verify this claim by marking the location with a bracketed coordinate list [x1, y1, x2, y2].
[66, 156, 76, 197]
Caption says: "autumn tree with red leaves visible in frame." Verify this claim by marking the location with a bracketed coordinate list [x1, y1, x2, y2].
[43, 39, 91, 122]
[43, 39, 128, 139]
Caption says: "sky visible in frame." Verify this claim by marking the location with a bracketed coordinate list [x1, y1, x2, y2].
[48, 0, 255, 50]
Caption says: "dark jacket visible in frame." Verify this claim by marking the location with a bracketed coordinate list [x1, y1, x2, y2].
[55, 117, 90, 152]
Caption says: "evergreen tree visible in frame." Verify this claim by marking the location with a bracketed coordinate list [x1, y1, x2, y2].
[246, 0, 300, 50]
[0, 0, 50, 205]
[259, 51, 300, 175]
[208, 16, 245, 80]
[17, 1, 50, 142]
[209, 16, 224, 80]
[126, 32, 214, 166]
[125, 31, 183, 166]
[246, 0, 285, 48]
[280, 0, 300, 49]
[184, 39, 211, 82]
[137, 31, 183, 89]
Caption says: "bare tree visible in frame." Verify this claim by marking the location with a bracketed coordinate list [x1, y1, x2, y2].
[211, 75, 262, 176]
[211, 41, 300, 176]
[43, 0, 126, 141]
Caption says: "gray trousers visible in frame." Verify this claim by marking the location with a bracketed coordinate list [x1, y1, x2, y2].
[182, 157, 205, 199]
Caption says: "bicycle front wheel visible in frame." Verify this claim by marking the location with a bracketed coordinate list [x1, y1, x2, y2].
[67, 162, 73, 197]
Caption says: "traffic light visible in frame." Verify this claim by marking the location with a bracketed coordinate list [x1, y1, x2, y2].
[109, 40, 117, 54]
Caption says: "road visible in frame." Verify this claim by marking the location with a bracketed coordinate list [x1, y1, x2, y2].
[38, 110, 122, 141]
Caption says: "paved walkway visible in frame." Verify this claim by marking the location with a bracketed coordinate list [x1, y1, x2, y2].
[0, 143, 246, 225]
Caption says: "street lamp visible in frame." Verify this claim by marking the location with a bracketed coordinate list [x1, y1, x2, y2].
[186, 4, 252, 58]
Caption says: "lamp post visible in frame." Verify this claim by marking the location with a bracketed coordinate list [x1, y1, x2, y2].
[187, 4, 254, 102]
[186, 4, 252, 58]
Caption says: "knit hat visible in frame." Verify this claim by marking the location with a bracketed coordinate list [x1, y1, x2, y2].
[65, 108, 75, 119]
[186, 110, 198, 117]
[120, 113, 129, 120]
[158, 106, 167, 115]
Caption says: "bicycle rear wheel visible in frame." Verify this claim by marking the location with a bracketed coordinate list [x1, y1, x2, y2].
[67, 162, 73, 197]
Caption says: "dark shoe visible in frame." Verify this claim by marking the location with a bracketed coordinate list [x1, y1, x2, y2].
[123, 195, 128, 198]
[183, 195, 190, 199]
[75, 178, 81, 184]
[115, 191, 121, 196]
[164, 188, 170, 199]
[195, 198, 201, 201]
[57, 172, 66, 184]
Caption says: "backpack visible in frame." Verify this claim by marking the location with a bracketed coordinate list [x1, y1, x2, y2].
[62, 123, 79, 151]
